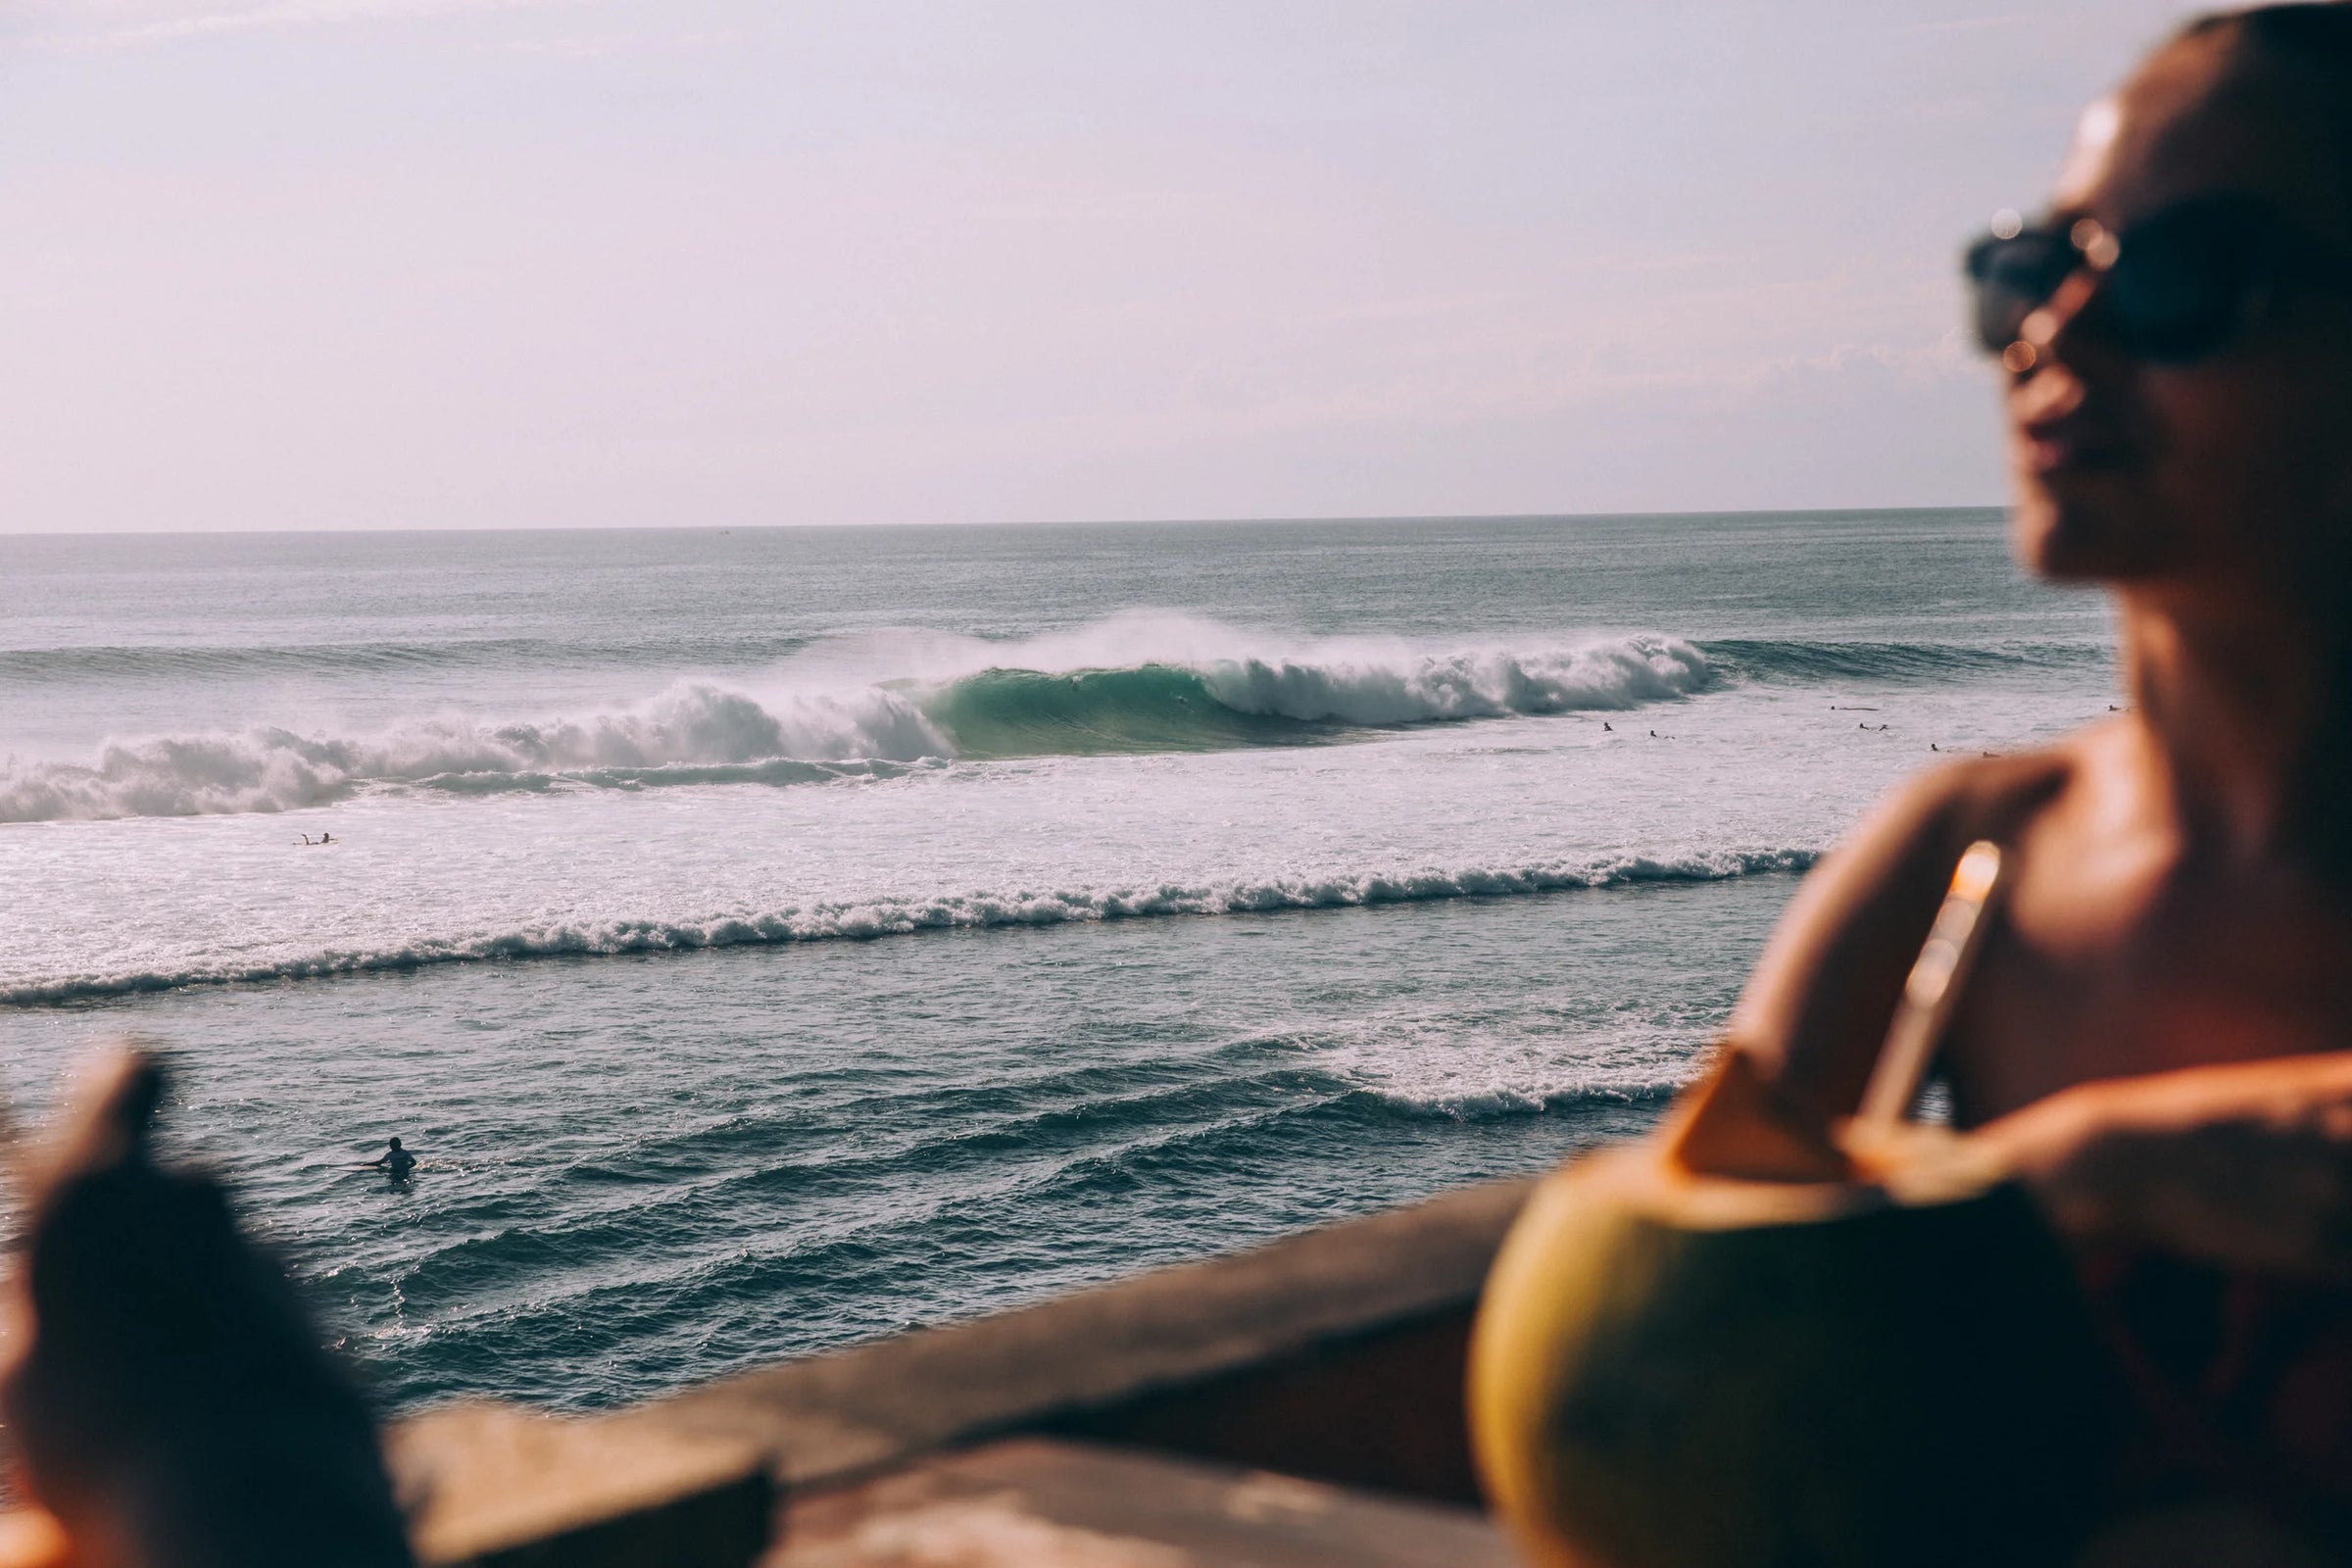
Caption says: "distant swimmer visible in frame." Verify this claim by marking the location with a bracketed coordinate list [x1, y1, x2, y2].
[361, 1137, 416, 1179]
[1602, 721, 1612, 732]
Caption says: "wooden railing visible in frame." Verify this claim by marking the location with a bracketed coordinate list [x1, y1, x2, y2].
[390, 1176, 1536, 1565]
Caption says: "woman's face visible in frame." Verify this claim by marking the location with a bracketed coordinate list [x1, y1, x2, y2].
[2006, 37, 2352, 600]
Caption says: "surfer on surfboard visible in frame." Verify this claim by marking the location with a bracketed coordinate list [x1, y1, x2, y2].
[360, 1138, 416, 1179]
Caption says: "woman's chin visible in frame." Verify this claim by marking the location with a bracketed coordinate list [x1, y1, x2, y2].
[2009, 480, 2171, 583]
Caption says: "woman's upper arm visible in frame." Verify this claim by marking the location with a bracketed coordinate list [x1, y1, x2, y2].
[1728, 766, 1986, 1118]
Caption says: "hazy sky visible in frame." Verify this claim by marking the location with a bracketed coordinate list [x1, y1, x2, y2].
[3, 1, 2196, 532]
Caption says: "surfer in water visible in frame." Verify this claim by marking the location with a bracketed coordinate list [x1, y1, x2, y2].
[364, 1137, 416, 1179]
[1726, 6, 2352, 1550]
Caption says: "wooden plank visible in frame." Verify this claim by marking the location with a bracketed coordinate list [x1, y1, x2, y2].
[389, 1401, 772, 1567]
[0, 1409, 776, 1568]
[1048, 1305, 1482, 1503]
[381, 1176, 1535, 1559]
[643, 1178, 1535, 1493]
[767, 1438, 1516, 1568]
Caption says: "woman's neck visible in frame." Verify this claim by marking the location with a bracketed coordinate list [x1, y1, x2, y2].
[2116, 586, 2352, 867]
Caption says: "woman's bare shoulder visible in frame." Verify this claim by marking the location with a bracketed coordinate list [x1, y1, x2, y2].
[1888, 743, 2084, 848]
[1728, 739, 2087, 1115]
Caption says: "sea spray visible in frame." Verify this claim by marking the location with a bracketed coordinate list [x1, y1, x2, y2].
[0, 683, 951, 822]
[1195, 636, 1706, 724]
[0, 625, 1711, 822]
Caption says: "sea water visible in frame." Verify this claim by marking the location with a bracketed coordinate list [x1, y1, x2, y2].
[0, 511, 2115, 1412]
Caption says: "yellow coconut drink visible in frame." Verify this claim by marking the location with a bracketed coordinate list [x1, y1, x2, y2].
[1469, 845, 2128, 1568]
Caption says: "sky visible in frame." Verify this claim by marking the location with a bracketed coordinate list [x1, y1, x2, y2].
[1, 1, 2199, 533]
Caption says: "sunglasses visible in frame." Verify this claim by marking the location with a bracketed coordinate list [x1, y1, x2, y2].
[1963, 194, 2352, 367]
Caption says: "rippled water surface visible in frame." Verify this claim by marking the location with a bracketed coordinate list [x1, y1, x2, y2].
[1, 511, 2116, 1412]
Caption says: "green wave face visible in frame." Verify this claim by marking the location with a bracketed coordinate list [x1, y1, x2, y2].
[918, 664, 1325, 758]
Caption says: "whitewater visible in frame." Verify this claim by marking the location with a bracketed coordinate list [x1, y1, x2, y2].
[1, 511, 2117, 1412]
[0, 620, 1714, 822]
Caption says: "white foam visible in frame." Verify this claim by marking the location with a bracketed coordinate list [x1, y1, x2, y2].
[832, 612, 1710, 722]
[1197, 637, 1706, 724]
[0, 617, 1708, 822]
[0, 848, 1813, 1005]
[0, 682, 949, 823]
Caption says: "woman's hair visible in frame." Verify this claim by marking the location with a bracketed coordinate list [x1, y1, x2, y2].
[2160, 9, 2352, 869]
[2175, 4, 2352, 220]
[2183, 0, 2352, 43]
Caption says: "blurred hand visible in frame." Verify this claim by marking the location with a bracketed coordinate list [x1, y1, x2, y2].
[1978, 1053, 2352, 1279]
[0, 1052, 413, 1568]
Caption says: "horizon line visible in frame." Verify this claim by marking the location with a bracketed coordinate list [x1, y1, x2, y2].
[0, 502, 2011, 543]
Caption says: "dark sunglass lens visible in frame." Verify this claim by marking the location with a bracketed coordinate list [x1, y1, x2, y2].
[2105, 212, 2264, 363]
[1965, 232, 2073, 352]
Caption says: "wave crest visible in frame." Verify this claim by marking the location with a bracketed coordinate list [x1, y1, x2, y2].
[1, 624, 1710, 822]
[1199, 635, 1709, 724]
[0, 684, 946, 823]
[1, 848, 1814, 1005]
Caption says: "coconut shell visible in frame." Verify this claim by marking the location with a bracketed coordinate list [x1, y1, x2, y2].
[1470, 1141, 2128, 1568]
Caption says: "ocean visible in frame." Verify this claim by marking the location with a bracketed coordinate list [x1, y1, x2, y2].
[0, 510, 2114, 1413]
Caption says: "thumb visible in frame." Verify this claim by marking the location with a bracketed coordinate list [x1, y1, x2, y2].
[25, 1051, 167, 1214]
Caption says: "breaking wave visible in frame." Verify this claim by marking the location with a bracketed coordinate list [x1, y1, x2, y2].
[0, 685, 949, 823]
[1, 847, 1814, 1005]
[0, 625, 1712, 822]
[930, 633, 1705, 757]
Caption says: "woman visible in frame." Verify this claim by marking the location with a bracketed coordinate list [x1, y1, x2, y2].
[1735, 2, 2352, 1545]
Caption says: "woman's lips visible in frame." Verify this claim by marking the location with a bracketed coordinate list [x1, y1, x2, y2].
[2018, 414, 2132, 475]
[2009, 369, 2134, 476]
